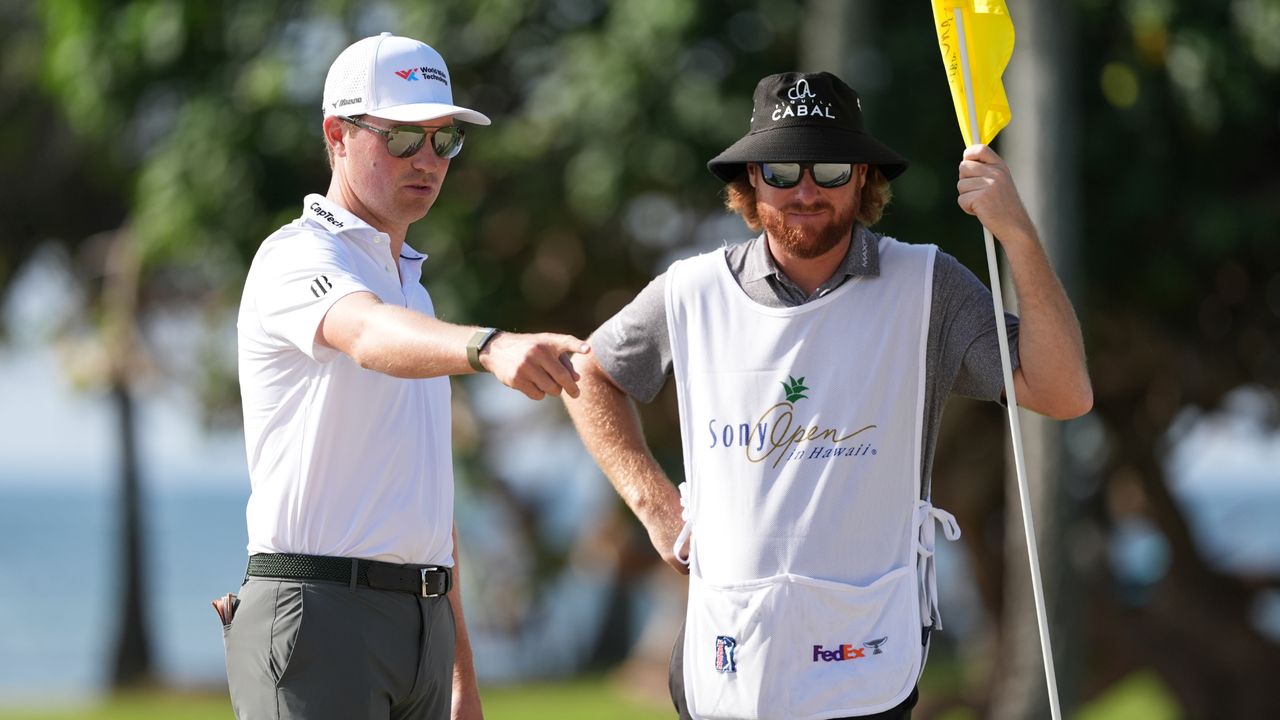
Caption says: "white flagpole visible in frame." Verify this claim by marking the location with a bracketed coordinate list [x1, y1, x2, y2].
[953, 8, 1063, 720]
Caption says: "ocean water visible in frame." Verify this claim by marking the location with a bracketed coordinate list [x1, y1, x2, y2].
[0, 484, 250, 700]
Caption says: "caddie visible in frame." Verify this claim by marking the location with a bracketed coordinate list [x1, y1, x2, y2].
[563, 71, 1091, 719]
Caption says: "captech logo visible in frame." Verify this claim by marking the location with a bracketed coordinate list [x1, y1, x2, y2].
[394, 66, 448, 84]
[309, 202, 344, 228]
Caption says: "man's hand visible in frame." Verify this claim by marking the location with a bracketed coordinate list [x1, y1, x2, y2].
[647, 509, 691, 576]
[480, 332, 590, 400]
[956, 144, 1035, 246]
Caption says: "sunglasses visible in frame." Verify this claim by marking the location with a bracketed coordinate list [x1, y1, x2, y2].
[340, 116, 466, 159]
[759, 163, 853, 189]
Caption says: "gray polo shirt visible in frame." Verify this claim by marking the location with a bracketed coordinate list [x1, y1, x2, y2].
[591, 225, 1019, 490]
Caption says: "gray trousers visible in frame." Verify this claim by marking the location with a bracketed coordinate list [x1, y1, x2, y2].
[223, 578, 455, 720]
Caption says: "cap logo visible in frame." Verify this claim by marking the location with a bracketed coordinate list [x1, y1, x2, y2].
[787, 79, 817, 101]
[394, 66, 448, 85]
[772, 79, 836, 122]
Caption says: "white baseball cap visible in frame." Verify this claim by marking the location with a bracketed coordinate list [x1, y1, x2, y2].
[322, 33, 491, 125]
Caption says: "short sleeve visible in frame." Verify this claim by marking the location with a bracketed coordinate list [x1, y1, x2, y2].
[590, 274, 673, 403]
[248, 230, 371, 361]
[931, 252, 1020, 402]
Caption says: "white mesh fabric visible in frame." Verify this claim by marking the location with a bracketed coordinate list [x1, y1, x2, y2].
[322, 37, 377, 116]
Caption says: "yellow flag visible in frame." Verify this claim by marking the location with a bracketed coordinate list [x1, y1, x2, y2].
[931, 0, 1015, 146]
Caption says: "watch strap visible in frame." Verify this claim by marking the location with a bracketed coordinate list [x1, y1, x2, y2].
[467, 327, 500, 372]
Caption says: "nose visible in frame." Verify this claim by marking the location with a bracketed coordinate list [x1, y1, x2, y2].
[410, 145, 448, 173]
[789, 170, 822, 199]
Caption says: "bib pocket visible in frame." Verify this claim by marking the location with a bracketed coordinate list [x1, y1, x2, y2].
[684, 567, 920, 720]
[785, 567, 920, 718]
[684, 574, 786, 719]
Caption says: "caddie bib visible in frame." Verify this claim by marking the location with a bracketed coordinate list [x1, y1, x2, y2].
[666, 237, 959, 720]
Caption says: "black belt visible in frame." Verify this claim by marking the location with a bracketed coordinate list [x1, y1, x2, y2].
[246, 553, 452, 598]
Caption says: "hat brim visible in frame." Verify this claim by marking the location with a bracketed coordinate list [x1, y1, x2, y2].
[707, 126, 908, 182]
[370, 102, 491, 126]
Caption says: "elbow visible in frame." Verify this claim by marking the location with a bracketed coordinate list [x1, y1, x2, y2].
[1063, 388, 1094, 420]
[347, 335, 395, 376]
[1047, 382, 1093, 421]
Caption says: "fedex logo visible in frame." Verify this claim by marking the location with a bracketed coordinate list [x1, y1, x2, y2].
[813, 636, 887, 662]
[812, 644, 866, 662]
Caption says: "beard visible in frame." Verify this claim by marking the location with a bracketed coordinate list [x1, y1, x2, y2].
[757, 196, 858, 260]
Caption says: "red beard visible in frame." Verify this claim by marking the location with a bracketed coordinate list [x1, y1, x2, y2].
[757, 197, 858, 260]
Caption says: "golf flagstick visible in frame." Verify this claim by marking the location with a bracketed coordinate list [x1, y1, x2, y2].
[952, 7, 1063, 719]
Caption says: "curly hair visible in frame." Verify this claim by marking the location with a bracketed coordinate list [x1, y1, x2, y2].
[723, 165, 893, 232]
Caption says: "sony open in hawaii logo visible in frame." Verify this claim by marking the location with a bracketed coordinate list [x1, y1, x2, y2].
[706, 371, 879, 469]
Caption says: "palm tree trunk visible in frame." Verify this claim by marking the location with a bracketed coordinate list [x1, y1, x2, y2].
[109, 375, 152, 688]
[96, 228, 153, 689]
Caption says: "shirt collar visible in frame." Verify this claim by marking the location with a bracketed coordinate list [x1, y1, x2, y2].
[302, 194, 369, 238]
[740, 224, 881, 284]
[301, 193, 428, 264]
[399, 244, 427, 263]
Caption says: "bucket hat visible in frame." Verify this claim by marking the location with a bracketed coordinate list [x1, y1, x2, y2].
[707, 71, 906, 181]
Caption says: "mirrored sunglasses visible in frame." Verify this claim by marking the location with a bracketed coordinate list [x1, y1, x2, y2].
[340, 116, 466, 159]
[760, 162, 853, 189]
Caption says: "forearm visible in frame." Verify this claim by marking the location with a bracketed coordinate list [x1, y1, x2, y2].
[347, 302, 478, 379]
[563, 358, 684, 565]
[956, 145, 1092, 419]
[449, 525, 483, 718]
[999, 226, 1093, 418]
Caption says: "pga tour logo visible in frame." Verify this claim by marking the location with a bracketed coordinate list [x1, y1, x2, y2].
[715, 635, 737, 674]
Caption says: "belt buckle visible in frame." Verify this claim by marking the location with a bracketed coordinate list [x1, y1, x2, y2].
[420, 568, 442, 598]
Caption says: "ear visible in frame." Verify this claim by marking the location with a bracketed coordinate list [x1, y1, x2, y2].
[746, 163, 759, 188]
[323, 116, 349, 158]
[854, 163, 869, 191]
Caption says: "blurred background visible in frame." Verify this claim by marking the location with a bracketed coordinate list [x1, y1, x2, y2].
[1, 0, 1278, 718]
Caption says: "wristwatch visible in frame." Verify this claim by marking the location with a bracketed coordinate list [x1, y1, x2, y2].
[466, 327, 502, 372]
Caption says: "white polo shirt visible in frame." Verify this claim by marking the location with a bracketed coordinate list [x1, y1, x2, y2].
[237, 194, 454, 566]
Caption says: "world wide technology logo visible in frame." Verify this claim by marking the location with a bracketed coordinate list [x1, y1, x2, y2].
[705, 373, 879, 469]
